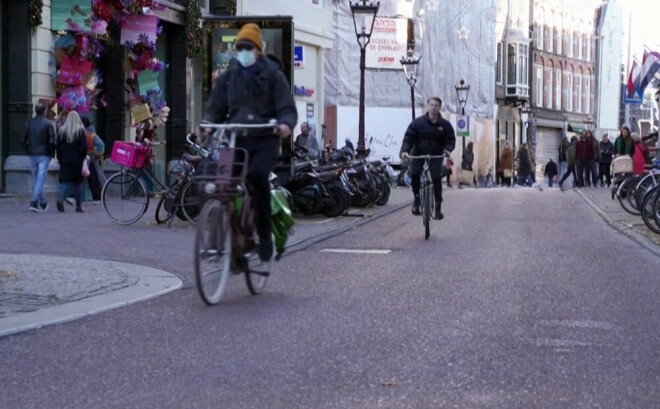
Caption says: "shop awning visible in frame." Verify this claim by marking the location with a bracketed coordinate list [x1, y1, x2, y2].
[567, 123, 585, 133]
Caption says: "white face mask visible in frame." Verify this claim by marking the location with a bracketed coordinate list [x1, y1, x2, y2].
[236, 50, 257, 67]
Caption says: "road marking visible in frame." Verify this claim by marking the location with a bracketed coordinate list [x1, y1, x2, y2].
[320, 248, 391, 254]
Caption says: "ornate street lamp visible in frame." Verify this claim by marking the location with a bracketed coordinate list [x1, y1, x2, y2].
[454, 79, 470, 150]
[350, 0, 380, 158]
[583, 115, 594, 132]
[400, 49, 422, 122]
[520, 102, 533, 144]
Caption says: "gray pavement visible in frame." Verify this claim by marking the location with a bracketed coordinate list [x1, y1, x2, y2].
[0, 185, 411, 338]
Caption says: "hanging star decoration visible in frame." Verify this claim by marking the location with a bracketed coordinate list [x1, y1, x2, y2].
[457, 26, 469, 40]
[426, 0, 438, 11]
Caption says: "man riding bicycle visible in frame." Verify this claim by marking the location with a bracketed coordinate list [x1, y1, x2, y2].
[203, 23, 297, 262]
[400, 97, 456, 220]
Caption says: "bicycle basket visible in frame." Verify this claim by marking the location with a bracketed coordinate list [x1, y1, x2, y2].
[167, 159, 191, 180]
[110, 141, 150, 168]
[193, 147, 249, 202]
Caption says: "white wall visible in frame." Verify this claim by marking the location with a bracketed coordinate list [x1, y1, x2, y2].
[597, 0, 623, 136]
[31, 0, 56, 105]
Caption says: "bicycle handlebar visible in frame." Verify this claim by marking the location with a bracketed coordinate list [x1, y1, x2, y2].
[199, 119, 278, 131]
[406, 151, 450, 160]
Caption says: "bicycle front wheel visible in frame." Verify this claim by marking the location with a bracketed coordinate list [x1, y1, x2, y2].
[422, 181, 431, 240]
[640, 185, 660, 234]
[195, 199, 232, 305]
[155, 193, 175, 224]
[617, 176, 641, 216]
[101, 171, 149, 225]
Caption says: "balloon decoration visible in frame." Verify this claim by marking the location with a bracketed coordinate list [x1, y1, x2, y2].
[50, 0, 169, 142]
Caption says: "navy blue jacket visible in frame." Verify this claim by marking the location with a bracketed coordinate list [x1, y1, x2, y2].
[400, 113, 456, 156]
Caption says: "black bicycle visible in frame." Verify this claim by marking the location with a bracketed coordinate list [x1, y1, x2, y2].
[406, 152, 447, 240]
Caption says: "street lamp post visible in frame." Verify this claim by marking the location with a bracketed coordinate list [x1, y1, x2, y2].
[349, 0, 380, 158]
[520, 102, 532, 144]
[400, 49, 421, 122]
[454, 79, 470, 150]
[583, 115, 594, 133]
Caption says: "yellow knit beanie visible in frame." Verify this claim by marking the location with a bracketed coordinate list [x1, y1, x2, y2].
[235, 23, 263, 52]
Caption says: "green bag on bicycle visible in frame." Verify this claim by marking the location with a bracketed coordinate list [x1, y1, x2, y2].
[270, 188, 294, 253]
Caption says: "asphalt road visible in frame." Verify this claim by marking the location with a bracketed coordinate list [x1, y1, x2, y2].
[1, 188, 659, 408]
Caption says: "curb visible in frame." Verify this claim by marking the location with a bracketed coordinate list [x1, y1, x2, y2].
[0, 258, 182, 338]
[575, 190, 660, 259]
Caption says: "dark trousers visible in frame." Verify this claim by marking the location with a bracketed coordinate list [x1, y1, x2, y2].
[559, 163, 576, 187]
[238, 137, 279, 241]
[576, 160, 592, 187]
[87, 159, 104, 200]
[599, 162, 612, 186]
[410, 157, 444, 207]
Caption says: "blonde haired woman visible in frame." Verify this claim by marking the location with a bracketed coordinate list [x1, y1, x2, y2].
[56, 111, 88, 212]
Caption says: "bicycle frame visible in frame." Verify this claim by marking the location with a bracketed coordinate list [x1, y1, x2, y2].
[407, 154, 446, 239]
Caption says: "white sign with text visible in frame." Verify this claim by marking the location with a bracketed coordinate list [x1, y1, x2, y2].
[366, 18, 408, 70]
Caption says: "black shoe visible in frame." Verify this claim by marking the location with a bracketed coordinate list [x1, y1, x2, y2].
[29, 201, 40, 212]
[39, 201, 48, 211]
[412, 197, 421, 215]
[434, 206, 443, 220]
[75, 206, 85, 213]
[258, 236, 273, 262]
[57, 200, 64, 212]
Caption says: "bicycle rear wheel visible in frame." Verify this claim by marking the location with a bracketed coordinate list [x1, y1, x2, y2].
[245, 235, 271, 295]
[179, 180, 200, 224]
[102, 171, 148, 225]
[195, 199, 232, 305]
[155, 193, 175, 224]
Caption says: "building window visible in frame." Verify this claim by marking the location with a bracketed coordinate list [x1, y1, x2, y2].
[536, 66, 543, 106]
[537, 23, 544, 49]
[578, 33, 583, 60]
[496, 42, 503, 84]
[555, 69, 562, 109]
[557, 29, 562, 54]
[585, 75, 591, 113]
[567, 72, 573, 111]
[507, 43, 528, 97]
[576, 74, 582, 112]
[585, 35, 590, 61]
[507, 44, 517, 84]
[568, 30, 574, 57]
[545, 67, 553, 108]
[547, 16, 554, 52]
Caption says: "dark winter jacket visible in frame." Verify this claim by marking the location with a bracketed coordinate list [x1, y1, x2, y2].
[400, 113, 456, 156]
[558, 141, 568, 162]
[204, 56, 297, 138]
[599, 140, 614, 164]
[56, 129, 87, 183]
[22, 115, 56, 156]
[461, 150, 474, 171]
[544, 160, 558, 177]
[516, 149, 532, 175]
[576, 139, 594, 162]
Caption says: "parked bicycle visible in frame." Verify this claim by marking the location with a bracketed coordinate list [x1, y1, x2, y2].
[407, 152, 449, 240]
[101, 139, 202, 225]
[193, 121, 294, 305]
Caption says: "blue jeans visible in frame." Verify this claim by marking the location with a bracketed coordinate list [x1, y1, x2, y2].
[558, 161, 568, 181]
[29, 155, 51, 203]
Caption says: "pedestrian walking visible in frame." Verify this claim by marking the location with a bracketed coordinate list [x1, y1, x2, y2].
[55, 111, 88, 213]
[544, 158, 558, 188]
[81, 117, 105, 202]
[458, 141, 475, 187]
[557, 136, 569, 182]
[558, 136, 578, 190]
[615, 126, 634, 156]
[598, 134, 614, 187]
[589, 132, 600, 186]
[498, 141, 513, 187]
[515, 143, 534, 186]
[22, 102, 56, 212]
[575, 131, 594, 187]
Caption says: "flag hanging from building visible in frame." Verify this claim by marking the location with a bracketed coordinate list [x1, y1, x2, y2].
[624, 60, 643, 104]
[637, 51, 660, 96]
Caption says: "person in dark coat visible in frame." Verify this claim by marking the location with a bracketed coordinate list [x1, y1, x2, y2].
[400, 96, 456, 220]
[56, 111, 88, 213]
[204, 23, 297, 262]
[575, 131, 595, 187]
[544, 158, 558, 188]
[22, 102, 56, 212]
[598, 134, 614, 187]
[516, 143, 533, 186]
